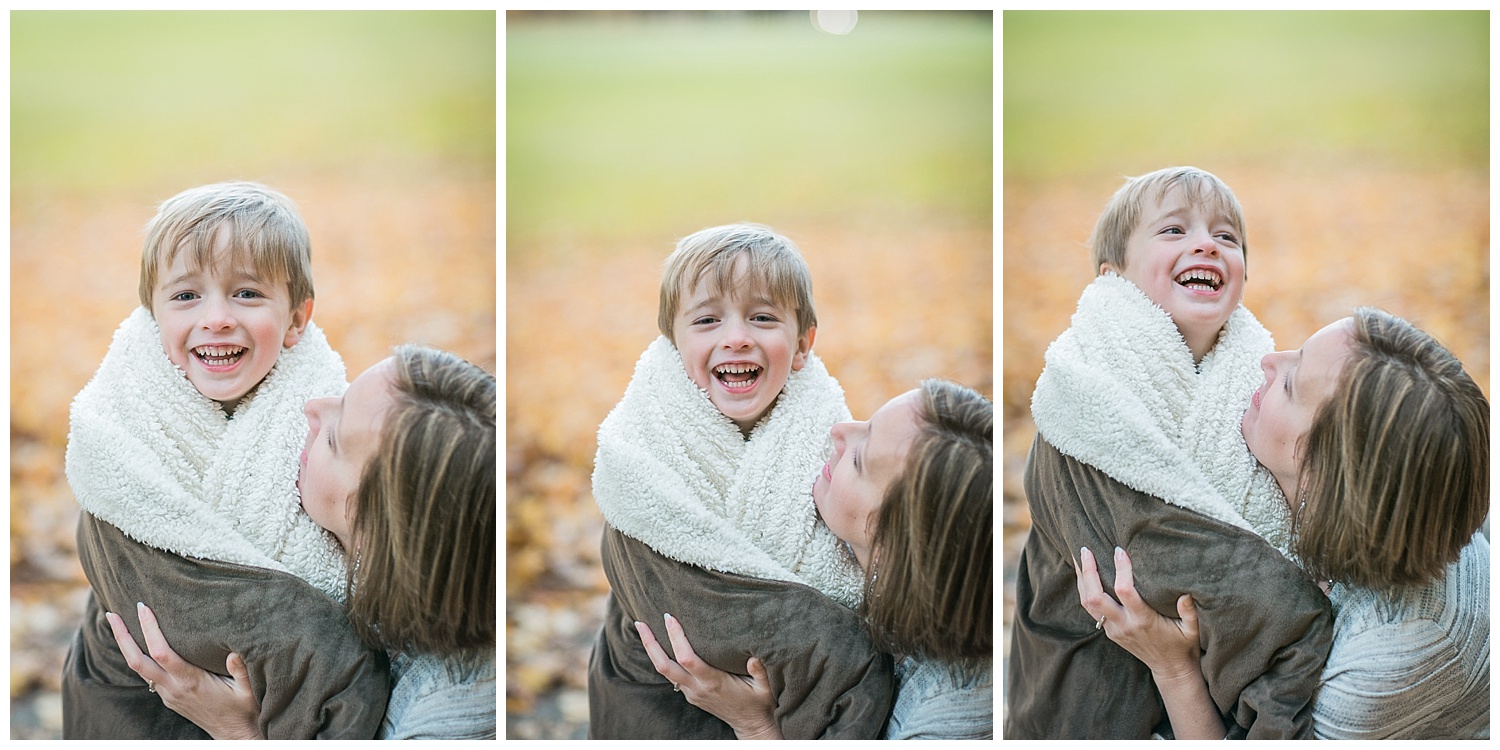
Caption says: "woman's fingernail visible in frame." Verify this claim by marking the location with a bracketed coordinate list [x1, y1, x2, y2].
[664, 612, 675, 622]
[1115, 546, 1124, 559]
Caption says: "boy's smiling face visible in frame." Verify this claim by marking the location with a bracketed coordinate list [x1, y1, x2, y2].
[672, 256, 813, 436]
[1102, 185, 1246, 361]
[151, 224, 311, 414]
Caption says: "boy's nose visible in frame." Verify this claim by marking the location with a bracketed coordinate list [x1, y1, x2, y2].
[199, 298, 236, 330]
[721, 320, 753, 349]
[1190, 231, 1220, 256]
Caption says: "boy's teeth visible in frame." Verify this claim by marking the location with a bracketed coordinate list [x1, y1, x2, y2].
[1174, 268, 1222, 290]
[715, 363, 760, 375]
[714, 363, 761, 386]
[194, 345, 246, 366]
[195, 345, 245, 357]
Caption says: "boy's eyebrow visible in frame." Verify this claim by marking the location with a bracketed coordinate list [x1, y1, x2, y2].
[160, 271, 198, 289]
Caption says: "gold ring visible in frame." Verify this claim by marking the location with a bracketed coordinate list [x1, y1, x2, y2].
[148, 679, 156, 693]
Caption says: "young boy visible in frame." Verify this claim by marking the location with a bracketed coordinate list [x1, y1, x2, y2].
[61, 182, 388, 739]
[1005, 168, 1334, 739]
[588, 223, 893, 739]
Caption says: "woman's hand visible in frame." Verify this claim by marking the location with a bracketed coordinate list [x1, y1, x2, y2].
[1076, 546, 1227, 740]
[106, 602, 265, 740]
[634, 613, 782, 740]
[1075, 546, 1202, 680]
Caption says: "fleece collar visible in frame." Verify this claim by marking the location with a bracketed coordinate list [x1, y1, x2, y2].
[66, 307, 350, 600]
[1031, 275, 1293, 555]
[592, 336, 864, 608]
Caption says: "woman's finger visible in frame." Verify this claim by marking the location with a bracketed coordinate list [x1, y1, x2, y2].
[662, 613, 706, 672]
[226, 652, 253, 692]
[1112, 546, 1145, 609]
[634, 620, 689, 686]
[1177, 594, 1200, 642]
[135, 602, 183, 671]
[105, 610, 160, 683]
[1075, 547, 1121, 621]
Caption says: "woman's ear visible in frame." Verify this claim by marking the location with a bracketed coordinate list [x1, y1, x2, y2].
[791, 326, 816, 371]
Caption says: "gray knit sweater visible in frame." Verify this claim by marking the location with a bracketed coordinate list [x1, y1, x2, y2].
[1314, 532, 1489, 739]
[379, 647, 496, 739]
[885, 656, 993, 739]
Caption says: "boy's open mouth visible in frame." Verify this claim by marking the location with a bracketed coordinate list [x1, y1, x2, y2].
[1174, 268, 1223, 292]
[714, 362, 761, 390]
[194, 345, 246, 368]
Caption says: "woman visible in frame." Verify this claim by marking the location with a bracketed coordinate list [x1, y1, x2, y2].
[1078, 308, 1489, 740]
[106, 345, 497, 739]
[635, 378, 993, 739]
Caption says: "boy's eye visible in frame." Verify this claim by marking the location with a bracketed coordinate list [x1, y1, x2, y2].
[1161, 226, 1184, 235]
[751, 314, 778, 323]
[234, 289, 264, 299]
[171, 291, 198, 302]
[692, 316, 718, 326]
[1216, 232, 1240, 244]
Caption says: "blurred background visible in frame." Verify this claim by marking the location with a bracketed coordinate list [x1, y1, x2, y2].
[10, 11, 495, 738]
[1002, 8, 1488, 722]
[506, 10, 991, 739]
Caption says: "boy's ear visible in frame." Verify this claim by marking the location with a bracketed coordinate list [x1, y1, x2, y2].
[282, 298, 314, 348]
[791, 326, 816, 371]
[1099, 261, 1118, 276]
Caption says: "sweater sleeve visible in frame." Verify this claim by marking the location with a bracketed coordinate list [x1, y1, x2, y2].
[1313, 615, 1465, 739]
[381, 651, 496, 739]
[885, 659, 993, 739]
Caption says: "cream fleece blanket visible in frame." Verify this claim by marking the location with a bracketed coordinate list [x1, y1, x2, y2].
[1031, 275, 1293, 556]
[65, 307, 349, 600]
[593, 336, 864, 608]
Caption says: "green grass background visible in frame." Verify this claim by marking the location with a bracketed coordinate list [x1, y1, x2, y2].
[507, 10, 993, 256]
[1005, 10, 1487, 178]
[12, 10, 495, 191]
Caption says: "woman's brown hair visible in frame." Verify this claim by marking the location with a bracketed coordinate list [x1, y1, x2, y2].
[861, 379, 992, 673]
[346, 345, 496, 655]
[1295, 307, 1488, 590]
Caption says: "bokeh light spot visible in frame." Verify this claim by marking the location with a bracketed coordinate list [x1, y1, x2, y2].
[812, 10, 858, 35]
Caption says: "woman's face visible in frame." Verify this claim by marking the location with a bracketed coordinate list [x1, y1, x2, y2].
[1241, 317, 1356, 504]
[812, 389, 924, 571]
[297, 356, 399, 551]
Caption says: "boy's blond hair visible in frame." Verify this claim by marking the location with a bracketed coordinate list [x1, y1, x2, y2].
[139, 181, 314, 311]
[1088, 167, 1248, 274]
[657, 223, 817, 343]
